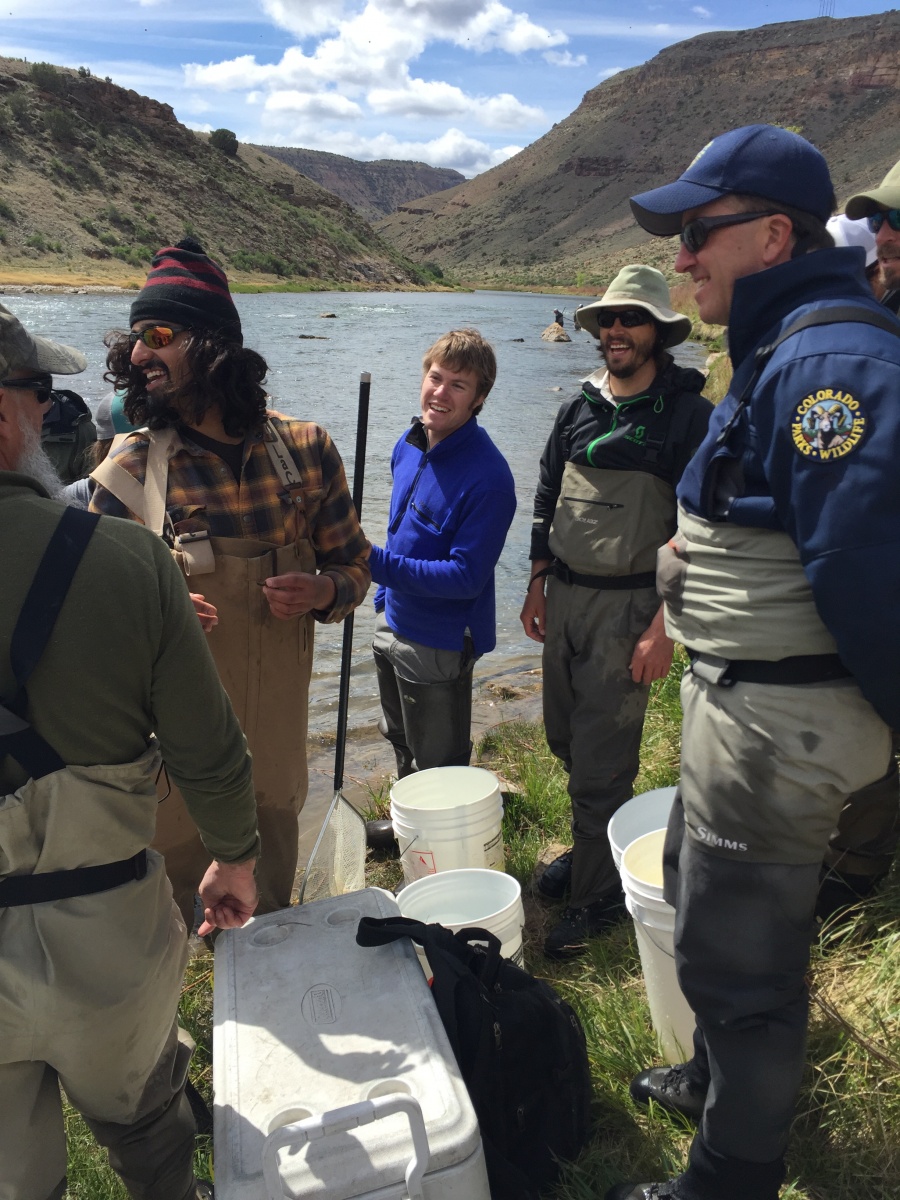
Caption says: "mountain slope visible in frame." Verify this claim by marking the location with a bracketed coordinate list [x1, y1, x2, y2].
[256, 146, 464, 222]
[0, 59, 425, 288]
[377, 13, 900, 286]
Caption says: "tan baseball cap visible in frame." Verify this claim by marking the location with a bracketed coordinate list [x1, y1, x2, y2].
[845, 158, 900, 220]
[0, 302, 87, 378]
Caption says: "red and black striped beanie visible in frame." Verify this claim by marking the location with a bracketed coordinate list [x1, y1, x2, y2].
[130, 239, 241, 339]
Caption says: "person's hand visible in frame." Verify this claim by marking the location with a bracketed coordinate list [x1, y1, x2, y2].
[261, 572, 336, 620]
[520, 561, 551, 643]
[197, 858, 258, 935]
[189, 593, 218, 633]
[629, 606, 674, 685]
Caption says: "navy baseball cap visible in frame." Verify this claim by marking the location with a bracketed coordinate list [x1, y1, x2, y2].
[630, 125, 834, 236]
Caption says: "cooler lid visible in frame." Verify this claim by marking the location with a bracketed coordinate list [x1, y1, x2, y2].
[213, 888, 482, 1199]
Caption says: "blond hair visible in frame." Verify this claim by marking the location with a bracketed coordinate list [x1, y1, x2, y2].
[422, 328, 497, 414]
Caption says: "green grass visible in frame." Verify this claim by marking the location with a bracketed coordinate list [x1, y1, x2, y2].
[62, 660, 899, 1196]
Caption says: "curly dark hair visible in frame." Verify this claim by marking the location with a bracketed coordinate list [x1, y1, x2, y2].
[104, 326, 269, 438]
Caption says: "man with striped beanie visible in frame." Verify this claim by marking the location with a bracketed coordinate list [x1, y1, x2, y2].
[90, 239, 371, 930]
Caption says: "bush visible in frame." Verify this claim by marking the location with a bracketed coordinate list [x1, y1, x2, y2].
[6, 91, 29, 124]
[77, 65, 91, 79]
[0, 198, 15, 222]
[30, 62, 65, 95]
[210, 128, 238, 157]
[230, 249, 292, 277]
[25, 233, 47, 251]
[45, 107, 77, 144]
[80, 218, 98, 236]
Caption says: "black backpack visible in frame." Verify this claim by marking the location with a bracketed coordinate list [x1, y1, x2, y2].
[356, 916, 593, 1199]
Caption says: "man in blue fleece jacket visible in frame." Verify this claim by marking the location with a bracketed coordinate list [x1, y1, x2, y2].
[369, 329, 516, 776]
[608, 126, 900, 1200]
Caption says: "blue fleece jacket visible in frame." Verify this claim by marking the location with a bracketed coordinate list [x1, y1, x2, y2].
[677, 246, 900, 728]
[371, 416, 516, 655]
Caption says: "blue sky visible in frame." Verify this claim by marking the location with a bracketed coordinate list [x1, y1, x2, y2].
[1, 1, 891, 175]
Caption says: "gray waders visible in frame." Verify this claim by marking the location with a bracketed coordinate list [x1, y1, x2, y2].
[0, 508, 195, 1200]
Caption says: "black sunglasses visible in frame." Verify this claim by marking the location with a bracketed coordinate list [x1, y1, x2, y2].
[680, 210, 782, 254]
[867, 209, 900, 235]
[597, 308, 653, 329]
[0, 374, 54, 404]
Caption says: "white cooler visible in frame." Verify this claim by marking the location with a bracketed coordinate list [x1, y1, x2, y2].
[213, 888, 491, 1200]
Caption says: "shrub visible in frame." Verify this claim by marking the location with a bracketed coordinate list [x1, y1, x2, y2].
[80, 218, 99, 236]
[98, 231, 119, 247]
[230, 249, 292, 277]
[99, 204, 132, 230]
[77, 65, 91, 79]
[0, 198, 15, 222]
[30, 62, 65, 95]
[25, 233, 47, 251]
[209, 128, 238, 157]
[45, 107, 77, 144]
[7, 91, 29, 123]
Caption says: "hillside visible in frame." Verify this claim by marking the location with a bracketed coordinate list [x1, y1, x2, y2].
[256, 146, 464, 222]
[0, 59, 426, 289]
[377, 13, 900, 288]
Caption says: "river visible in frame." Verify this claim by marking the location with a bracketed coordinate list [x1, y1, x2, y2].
[7, 288, 707, 734]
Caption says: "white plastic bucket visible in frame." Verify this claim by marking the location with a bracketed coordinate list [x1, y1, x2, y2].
[608, 785, 677, 872]
[390, 767, 504, 886]
[397, 868, 525, 978]
[620, 828, 695, 1065]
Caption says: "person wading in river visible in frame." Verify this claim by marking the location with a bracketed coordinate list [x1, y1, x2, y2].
[90, 239, 370, 927]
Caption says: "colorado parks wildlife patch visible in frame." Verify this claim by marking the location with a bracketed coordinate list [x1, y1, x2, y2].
[791, 389, 866, 461]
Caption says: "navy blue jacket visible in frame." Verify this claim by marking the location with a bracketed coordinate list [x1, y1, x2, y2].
[371, 416, 517, 655]
[678, 247, 900, 728]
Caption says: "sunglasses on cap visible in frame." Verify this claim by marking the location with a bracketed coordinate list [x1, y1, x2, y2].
[128, 324, 190, 350]
[867, 210, 900, 235]
[597, 308, 653, 329]
[680, 209, 782, 254]
[0, 374, 54, 404]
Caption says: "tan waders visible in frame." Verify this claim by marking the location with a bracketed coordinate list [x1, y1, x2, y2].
[94, 424, 316, 926]
[1, 508, 195, 1200]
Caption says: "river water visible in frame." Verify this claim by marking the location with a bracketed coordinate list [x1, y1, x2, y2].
[7, 288, 706, 734]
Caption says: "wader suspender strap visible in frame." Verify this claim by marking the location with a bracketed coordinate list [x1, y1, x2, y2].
[0, 508, 148, 907]
[717, 304, 900, 448]
[263, 418, 308, 513]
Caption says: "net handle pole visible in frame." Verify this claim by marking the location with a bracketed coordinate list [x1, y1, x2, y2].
[333, 372, 370, 791]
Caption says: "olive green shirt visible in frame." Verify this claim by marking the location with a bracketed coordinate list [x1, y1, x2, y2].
[1, 473, 259, 863]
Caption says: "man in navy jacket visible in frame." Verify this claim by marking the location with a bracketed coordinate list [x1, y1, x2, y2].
[369, 329, 516, 777]
[608, 126, 900, 1200]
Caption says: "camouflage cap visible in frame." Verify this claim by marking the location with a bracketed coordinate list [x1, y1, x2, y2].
[0, 302, 87, 378]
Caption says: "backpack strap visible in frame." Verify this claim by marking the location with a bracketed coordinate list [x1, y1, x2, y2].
[2, 508, 100, 777]
[90, 453, 147, 520]
[717, 304, 900, 448]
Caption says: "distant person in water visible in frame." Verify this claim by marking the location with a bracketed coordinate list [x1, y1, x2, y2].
[553, 308, 564, 326]
[89, 238, 370, 926]
[369, 328, 516, 778]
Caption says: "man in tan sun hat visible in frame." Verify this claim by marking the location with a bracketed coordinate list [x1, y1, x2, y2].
[846, 157, 900, 314]
[520, 265, 712, 960]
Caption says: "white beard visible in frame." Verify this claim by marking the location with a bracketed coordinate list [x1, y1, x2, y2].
[16, 407, 64, 499]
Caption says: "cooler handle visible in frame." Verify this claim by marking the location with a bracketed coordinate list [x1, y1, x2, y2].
[261, 1093, 430, 1200]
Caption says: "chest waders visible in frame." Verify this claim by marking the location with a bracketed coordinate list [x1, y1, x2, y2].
[0, 509, 191, 1200]
[92, 422, 316, 924]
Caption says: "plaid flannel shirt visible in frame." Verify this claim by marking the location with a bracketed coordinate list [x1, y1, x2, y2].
[89, 411, 370, 623]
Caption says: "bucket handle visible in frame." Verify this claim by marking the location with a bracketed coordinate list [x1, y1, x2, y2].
[637, 921, 677, 961]
[262, 1093, 430, 1200]
[396, 830, 419, 856]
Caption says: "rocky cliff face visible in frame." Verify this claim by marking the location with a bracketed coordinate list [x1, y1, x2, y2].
[377, 13, 900, 285]
[257, 146, 464, 222]
[0, 59, 424, 287]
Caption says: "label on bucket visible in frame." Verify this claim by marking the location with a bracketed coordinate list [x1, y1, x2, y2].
[483, 831, 504, 871]
[406, 849, 437, 880]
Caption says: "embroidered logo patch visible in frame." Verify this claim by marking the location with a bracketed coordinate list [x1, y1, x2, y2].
[791, 389, 866, 461]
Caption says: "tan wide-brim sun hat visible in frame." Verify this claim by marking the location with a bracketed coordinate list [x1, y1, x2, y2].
[574, 264, 692, 349]
[0, 302, 87, 378]
[845, 158, 900, 220]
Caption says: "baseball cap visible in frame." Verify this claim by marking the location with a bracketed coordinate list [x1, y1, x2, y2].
[845, 158, 900, 220]
[826, 215, 877, 267]
[630, 124, 834, 237]
[94, 390, 136, 440]
[0, 302, 87, 378]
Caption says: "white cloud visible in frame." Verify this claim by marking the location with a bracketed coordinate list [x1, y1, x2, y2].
[368, 78, 541, 128]
[184, 120, 213, 132]
[691, 5, 711, 16]
[266, 90, 364, 120]
[544, 50, 586, 68]
[598, 66, 624, 80]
